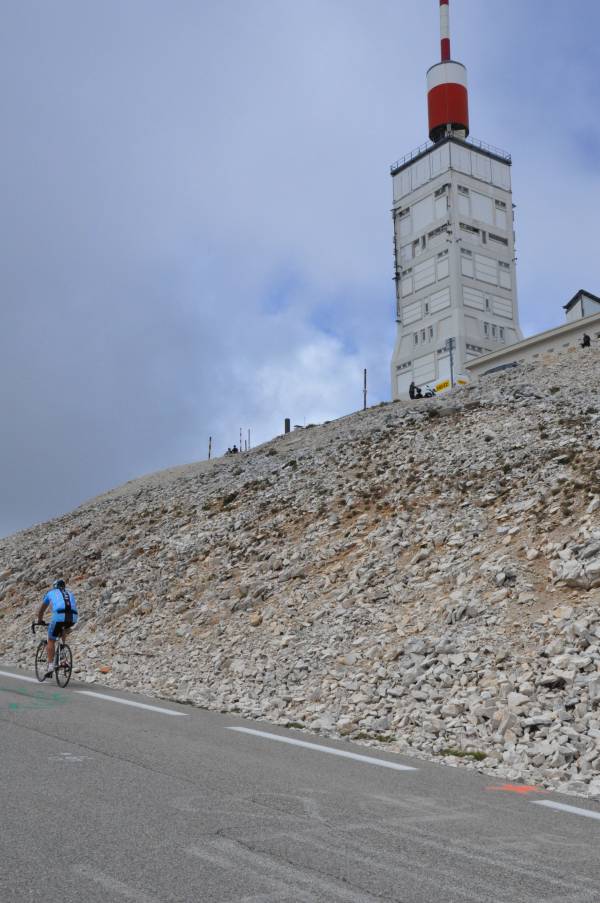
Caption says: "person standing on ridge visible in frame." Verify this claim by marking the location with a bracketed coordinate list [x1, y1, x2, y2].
[35, 578, 78, 680]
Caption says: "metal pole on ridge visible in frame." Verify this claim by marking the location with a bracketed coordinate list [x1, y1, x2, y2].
[446, 338, 455, 387]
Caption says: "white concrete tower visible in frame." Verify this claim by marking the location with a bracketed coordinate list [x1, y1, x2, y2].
[390, 0, 523, 398]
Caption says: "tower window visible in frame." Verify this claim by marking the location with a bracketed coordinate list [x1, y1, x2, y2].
[495, 200, 507, 210]
[414, 333, 419, 345]
[489, 233, 509, 246]
[429, 326, 434, 339]
[483, 322, 489, 336]
[458, 185, 469, 196]
[428, 225, 447, 240]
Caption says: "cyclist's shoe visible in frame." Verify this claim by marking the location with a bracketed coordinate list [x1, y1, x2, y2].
[44, 663, 56, 680]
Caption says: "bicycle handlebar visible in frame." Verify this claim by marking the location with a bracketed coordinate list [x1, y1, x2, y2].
[31, 620, 48, 634]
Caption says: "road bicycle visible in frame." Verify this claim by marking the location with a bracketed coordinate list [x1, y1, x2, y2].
[31, 621, 73, 688]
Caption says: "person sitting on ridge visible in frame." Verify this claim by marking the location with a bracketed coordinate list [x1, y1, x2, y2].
[35, 578, 78, 680]
[582, 333, 591, 349]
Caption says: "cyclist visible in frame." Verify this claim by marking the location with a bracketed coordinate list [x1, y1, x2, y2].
[36, 579, 78, 679]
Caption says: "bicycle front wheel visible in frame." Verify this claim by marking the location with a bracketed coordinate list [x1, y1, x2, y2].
[55, 644, 72, 688]
[34, 641, 48, 682]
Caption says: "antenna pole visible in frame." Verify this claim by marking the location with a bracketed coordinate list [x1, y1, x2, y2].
[440, 0, 451, 61]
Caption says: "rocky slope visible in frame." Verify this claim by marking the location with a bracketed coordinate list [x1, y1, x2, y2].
[2, 348, 600, 796]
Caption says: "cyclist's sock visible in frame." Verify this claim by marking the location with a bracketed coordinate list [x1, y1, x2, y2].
[46, 662, 55, 672]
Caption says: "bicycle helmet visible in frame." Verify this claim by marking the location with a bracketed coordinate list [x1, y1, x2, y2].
[53, 578, 66, 590]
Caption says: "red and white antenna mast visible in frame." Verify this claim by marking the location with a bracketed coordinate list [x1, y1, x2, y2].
[440, 0, 451, 61]
[427, 0, 469, 142]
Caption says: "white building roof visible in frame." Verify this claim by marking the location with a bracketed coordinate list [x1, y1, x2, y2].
[466, 309, 600, 377]
[563, 289, 600, 312]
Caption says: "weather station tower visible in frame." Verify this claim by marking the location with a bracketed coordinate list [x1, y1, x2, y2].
[390, 0, 523, 398]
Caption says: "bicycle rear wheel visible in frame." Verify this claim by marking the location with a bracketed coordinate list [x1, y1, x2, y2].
[34, 641, 48, 682]
[55, 644, 72, 688]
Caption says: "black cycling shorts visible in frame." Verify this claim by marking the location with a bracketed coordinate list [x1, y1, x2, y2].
[49, 614, 74, 639]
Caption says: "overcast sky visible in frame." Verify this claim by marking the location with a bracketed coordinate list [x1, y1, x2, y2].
[1, 0, 599, 538]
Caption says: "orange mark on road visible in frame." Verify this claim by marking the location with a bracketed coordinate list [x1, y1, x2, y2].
[485, 784, 546, 795]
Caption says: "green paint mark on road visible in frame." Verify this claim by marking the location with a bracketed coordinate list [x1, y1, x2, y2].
[0, 685, 69, 712]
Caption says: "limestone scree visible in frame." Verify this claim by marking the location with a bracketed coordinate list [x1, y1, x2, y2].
[1, 348, 600, 797]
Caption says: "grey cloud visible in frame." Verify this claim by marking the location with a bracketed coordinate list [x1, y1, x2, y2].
[1, 0, 599, 536]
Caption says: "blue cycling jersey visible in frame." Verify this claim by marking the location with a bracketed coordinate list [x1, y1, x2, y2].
[43, 588, 78, 616]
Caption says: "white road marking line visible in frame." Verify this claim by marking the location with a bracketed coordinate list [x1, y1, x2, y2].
[73, 864, 160, 902]
[228, 727, 417, 771]
[0, 670, 39, 684]
[76, 689, 187, 716]
[0, 671, 187, 718]
[0, 670, 187, 715]
[532, 800, 600, 822]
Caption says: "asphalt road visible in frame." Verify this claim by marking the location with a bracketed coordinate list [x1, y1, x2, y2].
[1, 666, 600, 903]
